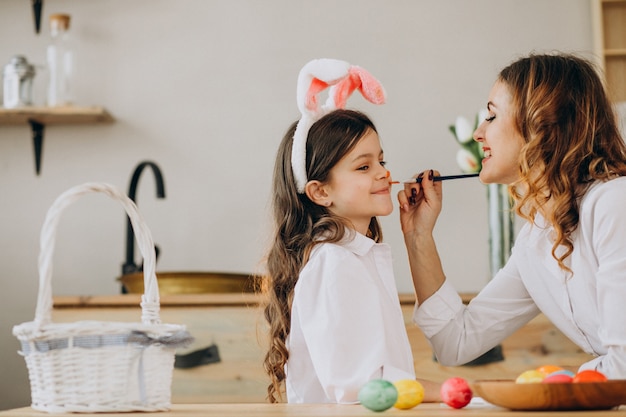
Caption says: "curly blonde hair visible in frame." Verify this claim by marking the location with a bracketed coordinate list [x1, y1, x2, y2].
[501, 53, 626, 271]
[262, 110, 383, 402]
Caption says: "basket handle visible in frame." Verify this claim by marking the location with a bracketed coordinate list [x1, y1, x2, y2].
[34, 182, 161, 328]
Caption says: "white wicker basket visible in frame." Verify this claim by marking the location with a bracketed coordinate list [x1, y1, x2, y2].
[13, 183, 192, 413]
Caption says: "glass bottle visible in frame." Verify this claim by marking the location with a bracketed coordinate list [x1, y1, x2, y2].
[3, 55, 36, 108]
[47, 13, 74, 106]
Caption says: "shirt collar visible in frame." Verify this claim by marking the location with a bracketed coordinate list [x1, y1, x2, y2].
[339, 229, 378, 256]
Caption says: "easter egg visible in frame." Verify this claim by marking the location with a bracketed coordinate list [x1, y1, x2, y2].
[358, 379, 398, 412]
[440, 377, 473, 409]
[572, 370, 607, 383]
[515, 369, 545, 383]
[547, 369, 575, 378]
[536, 365, 563, 376]
[393, 379, 424, 410]
[543, 372, 573, 383]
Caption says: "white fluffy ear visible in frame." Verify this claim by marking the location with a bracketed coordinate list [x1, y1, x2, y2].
[291, 58, 386, 194]
[292, 59, 351, 193]
[296, 59, 351, 117]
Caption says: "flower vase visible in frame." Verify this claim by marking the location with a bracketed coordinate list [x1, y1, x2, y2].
[461, 183, 514, 366]
[487, 183, 515, 278]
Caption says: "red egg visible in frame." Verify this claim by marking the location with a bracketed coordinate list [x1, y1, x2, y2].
[440, 377, 473, 409]
[572, 370, 607, 383]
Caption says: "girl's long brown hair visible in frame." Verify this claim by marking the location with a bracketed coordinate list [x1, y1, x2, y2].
[263, 109, 382, 403]
[502, 53, 626, 271]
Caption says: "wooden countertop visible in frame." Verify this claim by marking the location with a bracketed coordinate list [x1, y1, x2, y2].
[52, 293, 264, 308]
[1, 403, 625, 417]
[51, 293, 475, 308]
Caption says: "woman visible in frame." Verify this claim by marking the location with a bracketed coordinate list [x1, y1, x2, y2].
[399, 53, 626, 378]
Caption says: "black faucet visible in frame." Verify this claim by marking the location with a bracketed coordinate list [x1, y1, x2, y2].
[122, 161, 166, 279]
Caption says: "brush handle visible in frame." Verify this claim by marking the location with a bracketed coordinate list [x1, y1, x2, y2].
[404, 173, 479, 184]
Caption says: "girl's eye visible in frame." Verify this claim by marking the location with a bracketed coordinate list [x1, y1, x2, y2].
[485, 114, 496, 122]
[357, 165, 369, 171]
[380, 161, 387, 167]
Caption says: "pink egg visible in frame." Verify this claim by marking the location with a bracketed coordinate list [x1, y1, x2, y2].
[543, 373, 573, 383]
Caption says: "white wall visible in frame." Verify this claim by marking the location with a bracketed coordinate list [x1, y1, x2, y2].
[0, 0, 594, 409]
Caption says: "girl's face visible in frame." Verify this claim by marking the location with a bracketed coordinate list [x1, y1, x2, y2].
[324, 129, 393, 235]
[473, 80, 526, 184]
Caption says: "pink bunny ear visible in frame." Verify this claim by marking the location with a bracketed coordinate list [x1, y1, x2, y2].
[305, 78, 330, 112]
[331, 66, 386, 109]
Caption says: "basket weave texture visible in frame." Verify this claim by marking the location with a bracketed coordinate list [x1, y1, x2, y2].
[13, 183, 192, 413]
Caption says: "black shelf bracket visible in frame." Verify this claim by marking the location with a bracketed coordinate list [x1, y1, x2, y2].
[28, 119, 44, 175]
[32, 0, 43, 33]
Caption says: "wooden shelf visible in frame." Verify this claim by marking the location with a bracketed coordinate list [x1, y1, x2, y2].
[0, 106, 114, 175]
[593, 0, 626, 102]
[0, 106, 113, 125]
[606, 48, 626, 56]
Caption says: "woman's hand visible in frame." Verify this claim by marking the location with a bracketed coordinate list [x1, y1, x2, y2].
[398, 169, 446, 304]
[397, 169, 443, 237]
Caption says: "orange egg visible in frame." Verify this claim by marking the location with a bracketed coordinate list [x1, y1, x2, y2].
[572, 370, 607, 383]
[536, 365, 563, 376]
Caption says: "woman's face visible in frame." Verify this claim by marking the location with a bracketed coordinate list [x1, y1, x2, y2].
[473, 80, 526, 184]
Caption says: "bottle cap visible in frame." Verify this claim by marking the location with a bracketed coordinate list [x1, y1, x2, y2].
[49, 13, 71, 32]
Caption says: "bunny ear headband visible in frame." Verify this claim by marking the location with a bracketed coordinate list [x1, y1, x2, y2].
[291, 58, 387, 193]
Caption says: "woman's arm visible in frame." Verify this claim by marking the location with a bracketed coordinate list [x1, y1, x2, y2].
[397, 170, 446, 304]
[399, 171, 539, 365]
[415, 266, 539, 365]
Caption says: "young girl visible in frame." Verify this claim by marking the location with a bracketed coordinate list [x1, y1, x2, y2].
[263, 59, 439, 404]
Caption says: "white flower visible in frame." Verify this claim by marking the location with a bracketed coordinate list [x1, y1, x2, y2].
[478, 108, 489, 124]
[456, 148, 480, 173]
[454, 116, 474, 144]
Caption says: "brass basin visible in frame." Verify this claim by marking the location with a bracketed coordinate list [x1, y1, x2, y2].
[118, 271, 256, 295]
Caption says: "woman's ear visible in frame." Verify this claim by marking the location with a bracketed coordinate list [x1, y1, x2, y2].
[305, 180, 330, 207]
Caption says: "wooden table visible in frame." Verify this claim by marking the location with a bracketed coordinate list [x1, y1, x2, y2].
[1, 403, 626, 417]
[49, 293, 593, 403]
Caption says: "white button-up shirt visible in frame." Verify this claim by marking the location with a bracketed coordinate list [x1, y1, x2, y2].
[414, 177, 626, 378]
[286, 231, 415, 403]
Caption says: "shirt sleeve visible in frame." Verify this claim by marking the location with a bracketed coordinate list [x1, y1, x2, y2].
[588, 182, 626, 378]
[413, 253, 540, 366]
[294, 247, 414, 403]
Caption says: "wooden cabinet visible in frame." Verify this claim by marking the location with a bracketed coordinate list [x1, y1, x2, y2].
[51, 294, 592, 404]
[592, 0, 626, 102]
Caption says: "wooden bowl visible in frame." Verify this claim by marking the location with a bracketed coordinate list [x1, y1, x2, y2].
[118, 271, 257, 295]
[472, 379, 626, 411]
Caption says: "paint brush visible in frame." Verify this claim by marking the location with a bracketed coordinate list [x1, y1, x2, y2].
[395, 172, 480, 184]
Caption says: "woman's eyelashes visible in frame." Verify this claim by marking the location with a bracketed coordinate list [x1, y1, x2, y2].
[485, 114, 496, 122]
